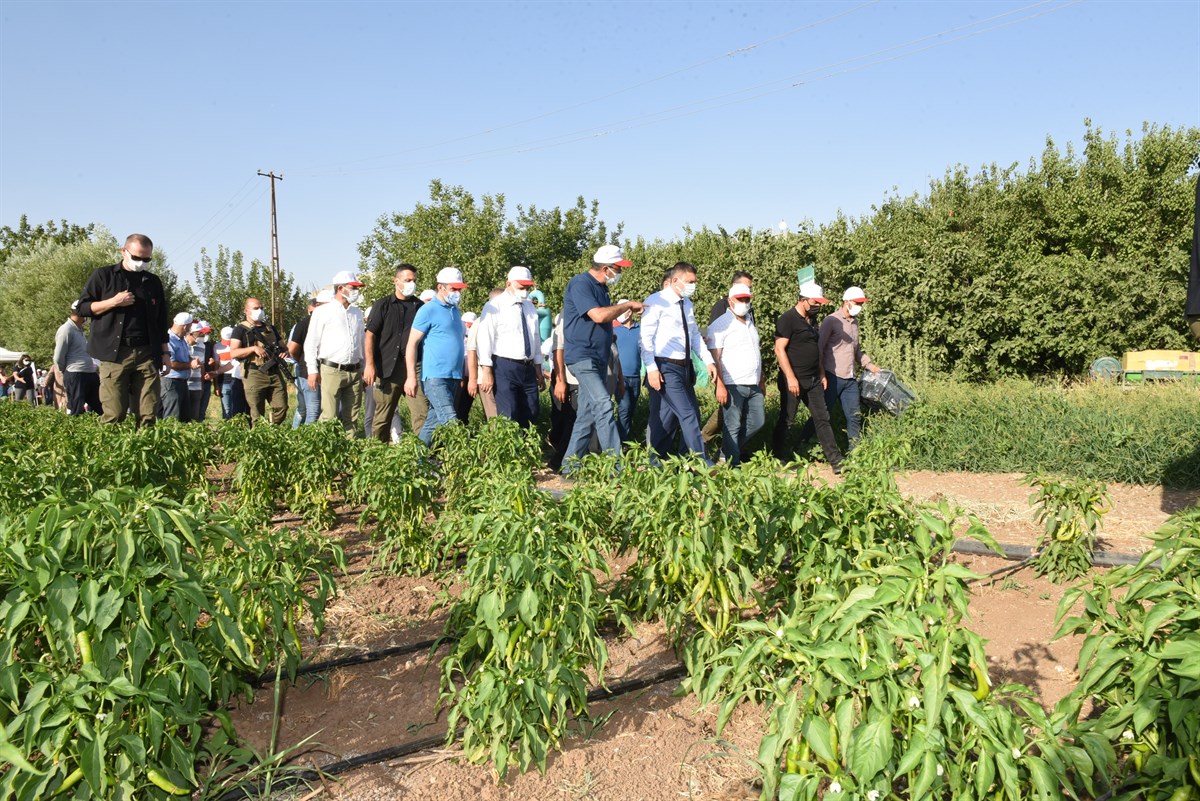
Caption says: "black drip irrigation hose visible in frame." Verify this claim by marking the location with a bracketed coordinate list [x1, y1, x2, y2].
[949, 537, 1156, 569]
[250, 636, 450, 687]
[218, 664, 689, 800]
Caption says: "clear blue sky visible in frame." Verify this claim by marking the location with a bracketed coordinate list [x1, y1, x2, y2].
[1, 0, 1197, 292]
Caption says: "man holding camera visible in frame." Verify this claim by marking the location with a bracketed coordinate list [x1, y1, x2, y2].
[229, 297, 289, 425]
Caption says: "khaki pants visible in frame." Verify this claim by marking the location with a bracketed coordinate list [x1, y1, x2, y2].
[243, 367, 289, 425]
[371, 374, 429, 442]
[1189, 315, 1200, 343]
[319, 363, 363, 434]
[99, 344, 161, 425]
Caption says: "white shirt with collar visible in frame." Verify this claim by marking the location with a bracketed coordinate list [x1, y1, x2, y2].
[475, 291, 542, 367]
[305, 300, 365, 373]
[707, 309, 761, 385]
[638, 285, 714, 373]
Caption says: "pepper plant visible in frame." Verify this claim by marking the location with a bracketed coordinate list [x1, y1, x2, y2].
[1024, 473, 1110, 582]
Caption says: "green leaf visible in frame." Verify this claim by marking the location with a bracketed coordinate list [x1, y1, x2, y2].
[1141, 602, 1182, 647]
[800, 715, 835, 764]
[0, 723, 44, 775]
[848, 718, 892, 782]
[517, 584, 539, 628]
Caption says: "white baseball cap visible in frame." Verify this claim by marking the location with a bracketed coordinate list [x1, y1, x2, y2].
[435, 267, 468, 288]
[220, 326, 234, 340]
[594, 244, 632, 267]
[799, 282, 828, 303]
[728, 282, 752, 299]
[330, 270, 363, 287]
[316, 288, 336, 304]
[461, 311, 478, 325]
[843, 286, 869, 303]
[173, 311, 193, 326]
[507, 266, 535, 285]
[418, 289, 436, 302]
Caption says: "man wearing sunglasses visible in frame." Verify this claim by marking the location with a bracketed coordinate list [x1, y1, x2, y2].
[76, 233, 170, 426]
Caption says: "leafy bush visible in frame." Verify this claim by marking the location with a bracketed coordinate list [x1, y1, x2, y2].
[866, 379, 1200, 487]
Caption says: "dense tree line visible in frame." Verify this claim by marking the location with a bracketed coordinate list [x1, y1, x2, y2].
[360, 121, 1199, 379]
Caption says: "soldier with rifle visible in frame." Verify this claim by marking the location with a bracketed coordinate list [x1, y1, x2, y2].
[229, 297, 290, 425]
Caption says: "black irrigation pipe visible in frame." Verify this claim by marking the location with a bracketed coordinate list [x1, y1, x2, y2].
[949, 537, 1156, 569]
[250, 636, 450, 687]
[218, 664, 689, 800]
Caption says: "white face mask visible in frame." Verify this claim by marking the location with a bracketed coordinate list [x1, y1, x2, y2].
[446, 291, 462, 306]
[617, 312, 631, 324]
[126, 255, 149, 272]
[679, 281, 697, 299]
[515, 288, 529, 300]
[605, 268, 621, 285]
[198, 335, 209, 343]
[250, 308, 267, 323]
[400, 281, 416, 297]
[848, 302, 862, 317]
[344, 288, 361, 304]
[731, 301, 750, 318]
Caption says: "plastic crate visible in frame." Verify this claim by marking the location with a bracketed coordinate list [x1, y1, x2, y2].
[859, 369, 917, 416]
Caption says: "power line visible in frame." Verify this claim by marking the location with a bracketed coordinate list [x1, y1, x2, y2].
[285, 1, 879, 174]
[172, 176, 259, 256]
[290, 0, 1078, 178]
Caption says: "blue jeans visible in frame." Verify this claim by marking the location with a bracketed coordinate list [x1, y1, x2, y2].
[720, 384, 764, 465]
[647, 362, 709, 463]
[800, 371, 864, 451]
[293, 375, 321, 427]
[419, 377, 460, 445]
[492, 357, 539, 427]
[221, 378, 248, 419]
[161, 377, 190, 421]
[616, 376, 641, 442]
[564, 359, 621, 468]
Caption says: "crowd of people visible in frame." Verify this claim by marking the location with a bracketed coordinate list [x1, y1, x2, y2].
[11, 233, 887, 473]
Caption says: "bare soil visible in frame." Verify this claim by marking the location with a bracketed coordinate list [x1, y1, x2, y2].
[226, 470, 1198, 800]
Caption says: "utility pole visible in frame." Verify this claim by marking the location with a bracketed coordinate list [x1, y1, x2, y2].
[257, 170, 283, 328]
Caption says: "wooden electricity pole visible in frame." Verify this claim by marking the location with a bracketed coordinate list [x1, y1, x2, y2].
[257, 170, 283, 327]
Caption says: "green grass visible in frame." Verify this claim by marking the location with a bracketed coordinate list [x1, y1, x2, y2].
[864, 379, 1200, 488]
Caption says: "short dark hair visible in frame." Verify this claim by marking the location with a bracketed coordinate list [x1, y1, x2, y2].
[666, 261, 696, 281]
[394, 263, 417, 277]
[732, 270, 753, 282]
[125, 233, 153, 250]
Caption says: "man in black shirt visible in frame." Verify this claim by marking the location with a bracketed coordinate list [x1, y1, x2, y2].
[364, 263, 426, 441]
[77, 233, 170, 425]
[229, 297, 289, 425]
[771, 282, 843, 473]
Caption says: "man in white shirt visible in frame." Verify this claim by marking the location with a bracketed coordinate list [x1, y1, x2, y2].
[639, 261, 716, 461]
[305, 270, 366, 434]
[476, 266, 544, 428]
[707, 282, 764, 466]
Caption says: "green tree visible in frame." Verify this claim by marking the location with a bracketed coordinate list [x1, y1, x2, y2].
[357, 180, 509, 311]
[190, 245, 308, 335]
[0, 215, 94, 268]
[0, 226, 194, 363]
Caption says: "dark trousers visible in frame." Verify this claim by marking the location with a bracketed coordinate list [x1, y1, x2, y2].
[647, 362, 707, 461]
[548, 370, 579, 471]
[64, 370, 101, 416]
[161, 377, 191, 422]
[772, 372, 843, 468]
[493, 358, 539, 428]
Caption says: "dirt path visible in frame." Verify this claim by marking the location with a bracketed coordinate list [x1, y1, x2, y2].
[225, 472, 1199, 801]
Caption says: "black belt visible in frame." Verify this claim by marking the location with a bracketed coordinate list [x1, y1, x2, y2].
[495, 355, 536, 366]
[121, 336, 148, 347]
[319, 358, 360, 372]
[658, 357, 691, 367]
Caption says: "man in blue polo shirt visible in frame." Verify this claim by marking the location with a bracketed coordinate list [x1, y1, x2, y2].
[404, 266, 468, 445]
[561, 244, 643, 470]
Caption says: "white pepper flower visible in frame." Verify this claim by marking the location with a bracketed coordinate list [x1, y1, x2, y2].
[828, 781, 842, 794]
[936, 763, 944, 777]
[867, 791, 880, 801]
[1121, 730, 1134, 741]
